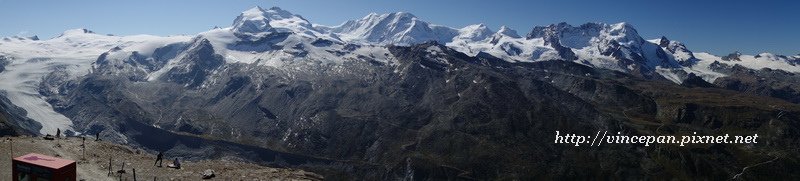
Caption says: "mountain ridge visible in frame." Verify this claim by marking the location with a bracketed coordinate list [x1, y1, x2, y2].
[1, 6, 800, 180]
[3, 4, 800, 139]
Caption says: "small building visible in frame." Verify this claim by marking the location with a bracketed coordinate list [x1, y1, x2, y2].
[12, 153, 76, 181]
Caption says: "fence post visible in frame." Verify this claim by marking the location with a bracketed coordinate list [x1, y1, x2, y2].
[9, 138, 12, 160]
[82, 136, 86, 160]
[108, 157, 113, 176]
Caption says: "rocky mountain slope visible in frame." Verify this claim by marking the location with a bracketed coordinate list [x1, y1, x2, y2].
[1, 6, 799, 180]
[0, 95, 40, 136]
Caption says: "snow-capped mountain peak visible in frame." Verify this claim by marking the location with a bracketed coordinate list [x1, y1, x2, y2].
[231, 6, 321, 40]
[496, 26, 520, 38]
[231, 6, 274, 38]
[454, 24, 493, 42]
[649, 36, 696, 64]
[260, 6, 316, 33]
[59, 28, 96, 37]
[329, 11, 457, 45]
[262, 6, 295, 20]
[658, 36, 671, 47]
[602, 22, 644, 48]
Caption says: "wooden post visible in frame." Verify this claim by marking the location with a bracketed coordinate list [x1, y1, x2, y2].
[108, 157, 113, 176]
[9, 138, 12, 159]
[133, 168, 137, 181]
[82, 136, 86, 160]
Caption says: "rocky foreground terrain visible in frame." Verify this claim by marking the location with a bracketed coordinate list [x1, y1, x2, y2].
[0, 136, 322, 180]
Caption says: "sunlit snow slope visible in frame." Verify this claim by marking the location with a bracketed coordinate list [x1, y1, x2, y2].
[0, 29, 189, 134]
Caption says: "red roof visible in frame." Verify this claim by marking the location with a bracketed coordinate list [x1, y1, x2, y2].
[13, 153, 75, 169]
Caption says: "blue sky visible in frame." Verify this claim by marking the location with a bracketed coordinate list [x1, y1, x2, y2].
[1, 0, 797, 55]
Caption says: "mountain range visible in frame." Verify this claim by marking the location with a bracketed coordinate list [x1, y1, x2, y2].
[1, 6, 799, 180]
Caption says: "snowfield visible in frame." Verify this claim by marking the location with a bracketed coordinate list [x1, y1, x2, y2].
[0, 30, 189, 134]
[0, 57, 85, 134]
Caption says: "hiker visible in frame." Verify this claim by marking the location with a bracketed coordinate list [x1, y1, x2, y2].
[95, 131, 101, 141]
[154, 151, 164, 167]
[174, 158, 181, 169]
[56, 128, 61, 138]
[167, 158, 181, 169]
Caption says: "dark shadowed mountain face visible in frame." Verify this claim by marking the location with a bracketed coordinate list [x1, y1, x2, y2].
[712, 64, 800, 104]
[39, 41, 800, 180]
[0, 94, 41, 136]
[0, 55, 8, 73]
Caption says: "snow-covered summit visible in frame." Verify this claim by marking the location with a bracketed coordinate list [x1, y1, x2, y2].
[327, 11, 458, 45]
[7, 6, 799, 85]
[525, 22, 643, 50]
[650, 36, 697, 64]
[231, 6, 275, 39]
[59, 28, 96, 37]
[231, 6, 331, 41]
[446, 21, 684, 76]
[454, 24, 493, 42]
[496, 26, 520, 38]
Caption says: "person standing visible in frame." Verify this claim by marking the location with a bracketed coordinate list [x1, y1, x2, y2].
[155, 151, 164, 167]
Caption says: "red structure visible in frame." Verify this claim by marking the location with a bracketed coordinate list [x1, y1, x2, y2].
[12, 153, 76, 181]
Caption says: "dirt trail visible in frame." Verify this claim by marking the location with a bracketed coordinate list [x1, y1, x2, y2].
[0, 136, 322, 180]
